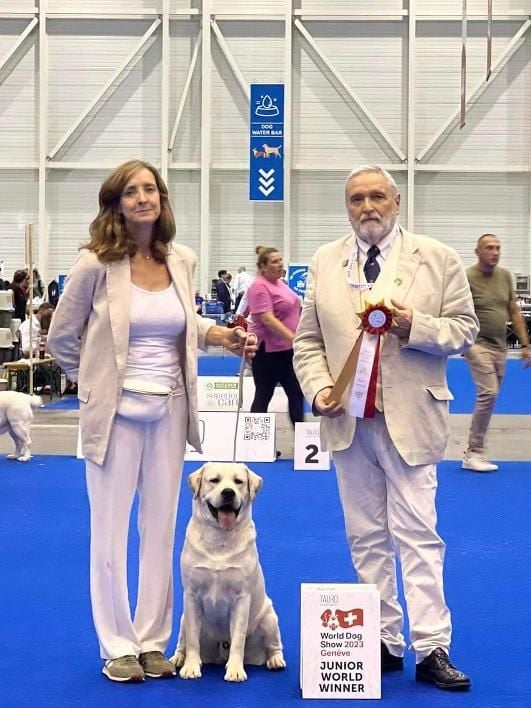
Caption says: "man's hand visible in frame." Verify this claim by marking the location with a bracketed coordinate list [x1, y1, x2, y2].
[389, 299, 413, 338]
[521, 346, 531, 369]
[314, 387, 345, 418]
[223, 327, 258, 363]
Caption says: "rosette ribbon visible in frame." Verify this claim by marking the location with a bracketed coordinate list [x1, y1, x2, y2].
[326, 302, 393, 418]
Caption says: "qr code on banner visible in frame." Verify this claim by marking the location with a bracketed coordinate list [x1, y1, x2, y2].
[243, 415, 272, 441]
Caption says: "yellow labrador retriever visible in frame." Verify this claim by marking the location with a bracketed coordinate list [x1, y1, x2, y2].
[172, 462, 286, 682]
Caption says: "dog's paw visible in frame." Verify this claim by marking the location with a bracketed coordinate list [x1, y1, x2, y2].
[179, 661, 202, 679]
[224, 661, 247, 682]
[267, 652, 286, 670]
[17, 455, 30, 462]
[6, 454, 18, 460]
[171, 650, 185, 668]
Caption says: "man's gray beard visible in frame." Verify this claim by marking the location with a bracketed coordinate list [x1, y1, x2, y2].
[355, 215, 398, 245]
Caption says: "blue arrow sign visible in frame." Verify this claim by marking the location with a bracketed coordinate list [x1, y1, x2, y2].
[249, 84, 284, 201]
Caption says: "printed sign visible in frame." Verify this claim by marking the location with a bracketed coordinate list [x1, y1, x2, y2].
[197, 376, 288, 413]
[294, 422, 330, 470]
[301, 583, 381, 699]
[288, 264, 309, 299]
[184, 412, 276, 462]
[249, 84, 284, 201]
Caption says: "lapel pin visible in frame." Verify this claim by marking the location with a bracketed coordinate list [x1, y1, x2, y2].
[394, 277, 402, 286]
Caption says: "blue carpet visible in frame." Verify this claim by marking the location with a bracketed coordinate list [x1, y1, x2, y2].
[44, 357, 531, 414]
[1, 456, 530, 707]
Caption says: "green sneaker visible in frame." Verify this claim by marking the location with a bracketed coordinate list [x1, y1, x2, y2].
[139, 651, 176, 679]
[102, 655, 145, 682]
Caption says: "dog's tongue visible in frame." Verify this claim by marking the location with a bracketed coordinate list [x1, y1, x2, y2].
[218, 509, 236, 531]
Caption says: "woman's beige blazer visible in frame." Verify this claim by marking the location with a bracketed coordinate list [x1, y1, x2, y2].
[47, 245, 212, 465]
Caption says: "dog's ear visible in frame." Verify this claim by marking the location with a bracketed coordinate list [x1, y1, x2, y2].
[188, 465, 205, 498]
[245, 466, 263, 501]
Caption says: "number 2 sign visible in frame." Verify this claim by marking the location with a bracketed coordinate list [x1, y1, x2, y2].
[294, 422, 331, 470]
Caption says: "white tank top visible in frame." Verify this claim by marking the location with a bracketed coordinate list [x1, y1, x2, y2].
[125, 282, 186, 388]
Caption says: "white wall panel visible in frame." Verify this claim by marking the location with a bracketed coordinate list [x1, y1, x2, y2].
[0, 21, 38, 162]
[210, 170, 283, 282]
[212, 0, 285, 12]
[417, 0, 531, 15]
[169, 22, 201, 163]
[47, 21, 161, 163]
[416, 22, 530, 164]
[46, 171, 103, 277]
[169, 171, 201, 264]
[293, 22, 407, 166]
[0, 2, 36, 11]
[47, 1, 162, 12]
[300, 0, 403, 13]
[0, 4, 530, 285]
[0, 172, 38, 278]
[414, 174, 529, 274]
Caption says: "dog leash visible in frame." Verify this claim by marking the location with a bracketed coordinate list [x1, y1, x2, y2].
[232, 331, 251, 463]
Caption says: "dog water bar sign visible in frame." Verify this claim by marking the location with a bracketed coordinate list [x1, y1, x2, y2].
[300, 583, 381, 699]
[249, 84, 284, 201]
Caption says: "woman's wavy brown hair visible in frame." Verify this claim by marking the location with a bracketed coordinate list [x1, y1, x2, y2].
[84, 160, 176, 263]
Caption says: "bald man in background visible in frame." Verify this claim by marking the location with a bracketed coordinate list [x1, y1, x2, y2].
[463, 233, 531, 472]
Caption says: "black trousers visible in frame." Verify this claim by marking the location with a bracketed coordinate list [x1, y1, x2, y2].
[250, 342, 304, 426]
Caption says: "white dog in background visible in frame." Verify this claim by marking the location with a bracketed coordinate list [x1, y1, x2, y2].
[0, 391, 42, 461]
[171, 462, 286, 682]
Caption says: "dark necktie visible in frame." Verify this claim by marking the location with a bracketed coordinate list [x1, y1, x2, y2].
[364, 245, 381, 284]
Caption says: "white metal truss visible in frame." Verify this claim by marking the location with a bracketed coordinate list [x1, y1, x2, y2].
[293, 18, 406, 164]
[0, 16, 38, 82]
[168, 31, 201, 155]
[47, 18, 161, 161]
[417, 18, 531, 162]
[0, 4, 530, 286]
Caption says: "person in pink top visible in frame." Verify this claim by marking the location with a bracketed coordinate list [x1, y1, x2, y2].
[247, 247, 304, 426]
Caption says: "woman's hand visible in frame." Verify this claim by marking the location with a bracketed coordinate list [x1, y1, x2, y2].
[222, 326, 258, 363]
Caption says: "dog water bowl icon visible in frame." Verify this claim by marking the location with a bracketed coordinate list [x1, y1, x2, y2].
[255, 95, 279, 117]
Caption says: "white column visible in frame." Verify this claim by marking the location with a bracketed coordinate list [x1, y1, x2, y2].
[200, 1, 212, 294]
[38, 0, 48, 280]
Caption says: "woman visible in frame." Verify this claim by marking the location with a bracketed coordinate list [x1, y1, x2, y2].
[247, 247, 304, 427]
[9, 269, 29, 322]
[47, 160, 255, 683]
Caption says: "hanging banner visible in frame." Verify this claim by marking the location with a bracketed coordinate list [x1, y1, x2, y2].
[460, 0, 467, 128]
[249, 84, 284, 201]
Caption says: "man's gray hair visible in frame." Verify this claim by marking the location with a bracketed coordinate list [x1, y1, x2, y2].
[345, 165, 399, 195]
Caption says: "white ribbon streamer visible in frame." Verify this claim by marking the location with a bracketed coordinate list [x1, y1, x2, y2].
[348, 332, 379, 417]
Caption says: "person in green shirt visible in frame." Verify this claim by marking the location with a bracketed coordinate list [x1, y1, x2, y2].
[463, 234, 531, 472]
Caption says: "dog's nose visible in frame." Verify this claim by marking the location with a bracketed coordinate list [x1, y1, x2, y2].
[221, 488, 235, 500]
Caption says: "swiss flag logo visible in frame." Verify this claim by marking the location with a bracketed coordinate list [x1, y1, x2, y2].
[320, 608, 363, 630]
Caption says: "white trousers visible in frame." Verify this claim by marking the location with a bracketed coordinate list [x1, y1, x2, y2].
[85, 398, 187, 660]
[333, 413, 452, 662]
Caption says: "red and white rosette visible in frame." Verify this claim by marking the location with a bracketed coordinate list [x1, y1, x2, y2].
[348, 302, 393, 418]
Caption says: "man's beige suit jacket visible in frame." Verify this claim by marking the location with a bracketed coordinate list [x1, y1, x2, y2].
[293, 229, 479, 466]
